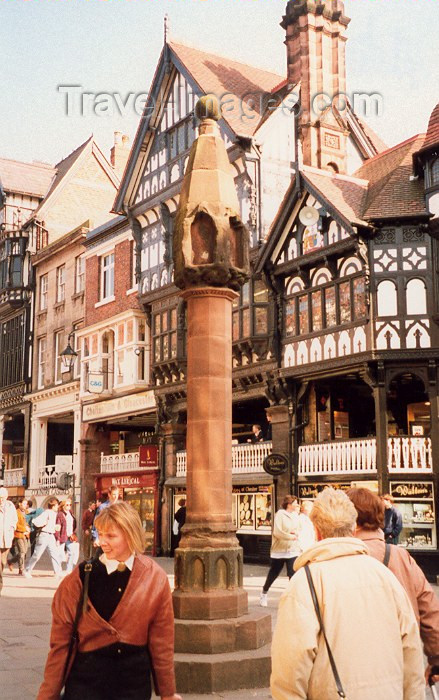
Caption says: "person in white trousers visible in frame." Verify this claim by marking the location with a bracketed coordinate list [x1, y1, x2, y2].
[24, 498, 61, 577]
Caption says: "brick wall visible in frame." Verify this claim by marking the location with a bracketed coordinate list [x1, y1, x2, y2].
[85, 238, 141, 326]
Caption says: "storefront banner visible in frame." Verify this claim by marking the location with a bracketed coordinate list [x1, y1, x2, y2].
[83, 390, 155, 422]
[299, 481, 378, 499]
[390, 481, 434, 500]
[97, 472, 157, 490]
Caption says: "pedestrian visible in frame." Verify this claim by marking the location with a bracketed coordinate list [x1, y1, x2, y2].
[259, 495, 300, 607]
[348, 487, 439, 684]
[247, 424, 265, 443]
[382, 493, 403, 544]
[91, 486, 121, 551]
[81, 500, 96, 560]
[37, 501, 182, 700]
[24, 497, 62, 578]
[271, 487, 425, 700]
[171, 498, 186, 554]
[7, 497, 30, 575]
[26, 499, 44, 555]
[298, 500, 316, 553]
[56, 499, 79, 575]
[0, 486, 18, 595]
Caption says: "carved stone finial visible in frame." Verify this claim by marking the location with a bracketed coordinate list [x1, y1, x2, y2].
[195, 95, 220, 122]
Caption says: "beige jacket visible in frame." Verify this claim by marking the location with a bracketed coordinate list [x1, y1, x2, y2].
[271, 537, 425, 700]
[37, 554, 176, 699]
[357, 528, 439, 665]
[270, 509, 300, 556]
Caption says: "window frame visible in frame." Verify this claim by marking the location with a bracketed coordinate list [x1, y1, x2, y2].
[100, 253, 115, 301]
[40, 273, 48, 311]
[75, 254, 85, 294]
[56, 265, 66, 303]
[37, 336, 47, 389]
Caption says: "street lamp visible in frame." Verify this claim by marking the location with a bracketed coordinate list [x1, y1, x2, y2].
[59, 331, 78, 372]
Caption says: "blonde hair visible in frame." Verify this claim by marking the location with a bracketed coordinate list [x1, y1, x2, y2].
[310, 487, 357, 539]
[94, 501, 146, 554]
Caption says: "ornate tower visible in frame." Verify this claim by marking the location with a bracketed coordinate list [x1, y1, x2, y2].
[281, 0, 351, 173]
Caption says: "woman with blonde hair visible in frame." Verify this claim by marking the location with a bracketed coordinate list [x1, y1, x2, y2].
[37, 501, 181, 700]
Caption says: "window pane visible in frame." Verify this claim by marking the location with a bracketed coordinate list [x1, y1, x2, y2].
[254, 307, 267, 335]
[406, 278, 427, 315]
[353, 277, 367, 319]
[242, 283, 250, 306]
[311, 291, 322, 331]
[154, 338, 160, 362]
[163, 335, 169, 358]
[339, 281, 351, 323]
[299, 295, 309, 334]
[242, 308, 250, 337]
[253, 279, 268, 303]
[285, 298, 296, 336]
[154, 315, 160, 335]
[377, 280, 397, 317]
[171, 308, 177, 328]
[162, 312, 168, 332]
[170, 332, 177, 357]
[232, 311, 239, 341]
[325, 287, 336, 327]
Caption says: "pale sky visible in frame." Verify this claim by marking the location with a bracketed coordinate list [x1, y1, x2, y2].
[1, 0, 438, 167]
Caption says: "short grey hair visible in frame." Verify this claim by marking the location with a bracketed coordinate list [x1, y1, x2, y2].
[0, 487, 8, 498]
[310, 487, 357, 539]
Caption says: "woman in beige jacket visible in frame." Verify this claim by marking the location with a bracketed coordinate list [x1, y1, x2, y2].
[271, 488, 425, 700]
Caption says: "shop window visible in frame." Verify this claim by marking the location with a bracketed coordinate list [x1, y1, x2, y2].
[406, 278, 426, 315]
[233, 487, 272, 534]
[377, 280, 397, 317]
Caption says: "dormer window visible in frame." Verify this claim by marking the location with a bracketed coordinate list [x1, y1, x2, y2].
[431, 158, 439, 186]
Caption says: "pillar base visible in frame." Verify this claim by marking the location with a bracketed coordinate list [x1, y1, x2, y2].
[173, 545, 248, 619]
[175, 610, 271, 653]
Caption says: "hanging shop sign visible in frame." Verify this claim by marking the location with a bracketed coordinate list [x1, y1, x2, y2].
[390, 482, 433, 500]
[88, 373, 105, 394]
[139, 445, 158, 467]
[263, 453, 288, 477]
[83, 390, 155, 422]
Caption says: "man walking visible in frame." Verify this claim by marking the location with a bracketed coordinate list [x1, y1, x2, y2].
[81, 500, 95, 560]
[383, 493, 403, 544]
[0, 487, 18, 595]
[24, 498, 61, 578]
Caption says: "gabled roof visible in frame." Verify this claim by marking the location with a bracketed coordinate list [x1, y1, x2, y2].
[0, 157, 56, 198]
[113, 41, 284, 214]
[29, 137, 119, 223]
[303, 167, 368, 227]
[354, 134, 428, 220]
[169, 41, 284, 139]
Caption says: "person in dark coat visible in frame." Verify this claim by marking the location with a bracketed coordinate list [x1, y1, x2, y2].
[382, 494, 403, 544]
[171, 499, 186, 555]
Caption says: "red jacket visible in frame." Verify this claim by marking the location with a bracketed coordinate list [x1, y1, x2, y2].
[55, 511, 77, 545]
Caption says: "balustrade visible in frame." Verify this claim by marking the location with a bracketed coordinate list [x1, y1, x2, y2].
[176, 441, 272, 477]
[100, 452, 141, 473]
[3, 468, 24, 487]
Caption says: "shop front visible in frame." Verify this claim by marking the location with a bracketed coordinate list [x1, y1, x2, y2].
[95, 469, 159, 555]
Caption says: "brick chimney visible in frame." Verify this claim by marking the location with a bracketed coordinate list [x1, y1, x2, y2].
[281, 0, 350, 173]
[110, 131, 130, 177]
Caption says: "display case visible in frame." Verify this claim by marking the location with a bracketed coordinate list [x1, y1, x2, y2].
[233, 485, 272, 535]
[389, 481, 436, 550]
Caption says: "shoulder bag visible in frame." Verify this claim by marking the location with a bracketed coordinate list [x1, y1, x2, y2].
[59, 561, 93, 698]
[304, 564, 347, 699]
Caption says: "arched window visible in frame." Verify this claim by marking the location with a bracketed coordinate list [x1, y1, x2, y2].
[377, 280, 398, 317]
[406, 278, 427, 315]
[431, 158, 439, 186]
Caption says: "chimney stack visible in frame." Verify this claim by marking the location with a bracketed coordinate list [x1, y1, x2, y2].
[281, 0, 350, 173]
[110, 131, 130, 177]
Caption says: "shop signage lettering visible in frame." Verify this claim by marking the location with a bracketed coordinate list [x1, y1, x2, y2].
[390, 482, 433, 500]
[139, 445, 158, 467]
[88, 374, 104, 394]
[298, 483, 351, 499]
[232, 485, 271, 494]
[83, 390, 155, 422]
[263, 453, 288, 476]
[98, 473, 157, 490]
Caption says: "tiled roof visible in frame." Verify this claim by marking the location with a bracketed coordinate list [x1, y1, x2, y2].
[355, 115, 388, 155]
[421, 103, 439, 152]
[354, 134, 428, 220]
[0, 157, 55, 198]
[302, 168, 369, 227]
[169, 42, 285, 137]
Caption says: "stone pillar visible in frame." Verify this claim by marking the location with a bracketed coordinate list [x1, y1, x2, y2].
[29, 417, 47, 488]
[173, 287, 247, 620]
[266, 404, 291, 506]
[161, 422, 186, 555]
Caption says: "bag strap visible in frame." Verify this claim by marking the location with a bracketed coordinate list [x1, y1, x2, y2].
[305, 564, 346, 699]
[382, 542, 391, 568]
[61, 561, 93, 688]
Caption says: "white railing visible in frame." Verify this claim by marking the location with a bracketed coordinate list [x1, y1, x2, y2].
[176, 441, 272, 477]
[299, 439, 376, 475]
[298, 436, 433, 475]
[3, 468, 24, 487]
[388, 437, 432, 473]
[38, 466, 57, 488]
[100, 452, 140, 473]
